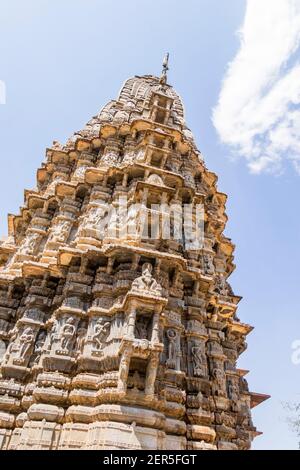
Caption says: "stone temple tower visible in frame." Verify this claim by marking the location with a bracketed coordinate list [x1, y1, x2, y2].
[0, 61, 268, 450]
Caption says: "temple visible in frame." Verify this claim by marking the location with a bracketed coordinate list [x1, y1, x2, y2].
[0, 62, 269, 450]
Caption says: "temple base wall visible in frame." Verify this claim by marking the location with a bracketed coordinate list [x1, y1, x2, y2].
[1, 419, 187, 450]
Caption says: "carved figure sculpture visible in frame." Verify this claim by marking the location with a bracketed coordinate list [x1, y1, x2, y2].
[191, 342, 206, 377]
[20, 232, 40, 255]
[166, 329, 178, 369]
[60, 317, 76, 352]
[203, 254, 214, 275]
[131, 263, 162, 296]
[32, 330, 46, 365]
[212, 367, 226, 397]
[92, 320, 110, 351]
[135, 318, 149, 340]
[76, 326, 87, 353]
[49, 220, 70, 243]
[215, 275, 228, 296]
[17, 327, 35, 361]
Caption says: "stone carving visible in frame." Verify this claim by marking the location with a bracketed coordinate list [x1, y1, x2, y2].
[191, 342, 207, 378]
[84, 206, 107, 230]
[15, 327, 35, 364]
[136, 148, 146, 162]
[63, 296, 83, 310]
[145, 354, 159, 396]
[59, 317, 76, 352]
[118, 348, 131, 393]
[99, 110, 113, 123]
[212, 367, 227, 397]
[72, 165, 86, 181]
[166, 329, 178, 369]
[215, 275, 228, 296]
[101, 141, 120, 167]
[228, 379, 239, 410]
[146, 174, 164, 186]
[76, 324, 87, 353]
[32, 330, 47, 365]
[50, 318, 59, 340]
[203, 254, 214, 275]
[130, 370, 144, 391]
[239, 406, 254, 428]
[135, 318, 149, 340]
[0, 73, 264, 451]
[24, 309, 44, 323]
[3, 327, 18, 363]
[181, 167, 195, 188]
[48, 220, 70, 243]
[91, 320, 110, 352]
[124, 101, 135, 111]
[0, 339, 7, 363]
[208, 340, 224, 356]
[131, 263, 162, 296]
[126, 205, 141, 238]
[19, 232, 40, 255]
[113, 110, 129, 124]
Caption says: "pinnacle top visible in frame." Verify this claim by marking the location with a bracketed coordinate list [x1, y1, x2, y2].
[160, 52, 170, 84]
[62, 73, 193, 151]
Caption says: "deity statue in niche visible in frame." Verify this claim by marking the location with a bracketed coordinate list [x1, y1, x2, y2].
[59, 317, 76, 352]
[118, 348, 131, 393]
[135, 317, 149, 340]
[16, 327, 35, 362]
[131, 263, 162, 296]
[191, 341, 207, 377]
[92, 320, 110, 351]
[228, 378, 239, 408]
[3, 328, 18, 363]
[76, 324, 87, 353]
[32, 330, 47, 365]
[212, 367, 227, 397]
[166, 328, 178, 369]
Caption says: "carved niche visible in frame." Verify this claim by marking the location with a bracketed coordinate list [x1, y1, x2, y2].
[4, 325, 37, 366]
[134, 317, 150, 340]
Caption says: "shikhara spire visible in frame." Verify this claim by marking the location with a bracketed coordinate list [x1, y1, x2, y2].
[0, 71, 269, 450]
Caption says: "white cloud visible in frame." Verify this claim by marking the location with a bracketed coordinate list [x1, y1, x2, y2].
[213, 0, 300, 174]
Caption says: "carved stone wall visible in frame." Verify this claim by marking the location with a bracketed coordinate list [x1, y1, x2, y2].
[0, 74, 268, 450]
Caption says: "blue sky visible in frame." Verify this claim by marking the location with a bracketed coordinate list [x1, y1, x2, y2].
[0, 0, 299, 450]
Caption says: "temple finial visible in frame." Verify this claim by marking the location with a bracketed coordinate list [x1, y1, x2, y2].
[160, 52, 169, 84]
